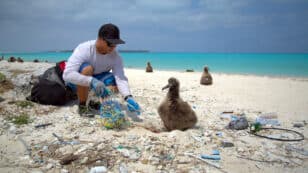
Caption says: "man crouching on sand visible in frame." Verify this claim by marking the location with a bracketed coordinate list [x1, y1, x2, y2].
[63, 23, 140, 117]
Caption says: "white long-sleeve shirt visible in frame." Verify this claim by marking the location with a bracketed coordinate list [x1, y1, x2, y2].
[63, 40, 131, 97]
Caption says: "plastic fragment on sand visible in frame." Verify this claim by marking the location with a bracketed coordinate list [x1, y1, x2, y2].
[201, 154, 221, 160]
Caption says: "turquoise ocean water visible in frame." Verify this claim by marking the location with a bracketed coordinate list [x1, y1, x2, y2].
[1, 52, 308, 77]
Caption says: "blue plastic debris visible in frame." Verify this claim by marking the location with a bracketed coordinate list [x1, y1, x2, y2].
[201, 149, 221, 160]
[256, 117, 280, 126]
[201, 154, 221, 160]
[216, 132, 223, 137]
[212, 150, 220, 155]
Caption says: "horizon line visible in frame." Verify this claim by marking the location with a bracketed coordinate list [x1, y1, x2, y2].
[1, 50, 308, 54]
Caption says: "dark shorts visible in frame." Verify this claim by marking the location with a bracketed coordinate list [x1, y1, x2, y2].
[67, 63, 116, 92]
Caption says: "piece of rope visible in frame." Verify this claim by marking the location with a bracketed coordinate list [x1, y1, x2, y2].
[249, 126, 304, 142]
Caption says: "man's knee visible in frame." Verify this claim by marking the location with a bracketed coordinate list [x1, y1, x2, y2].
[81, 65, 94, 76]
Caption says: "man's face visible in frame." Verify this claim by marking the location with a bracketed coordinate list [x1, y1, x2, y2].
[96, 38, 116, 54]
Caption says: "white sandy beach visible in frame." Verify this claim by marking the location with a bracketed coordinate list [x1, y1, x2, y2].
[0, 61, 307, 173]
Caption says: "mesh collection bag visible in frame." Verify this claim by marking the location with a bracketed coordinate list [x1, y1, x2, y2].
[98, 97, 126, 129]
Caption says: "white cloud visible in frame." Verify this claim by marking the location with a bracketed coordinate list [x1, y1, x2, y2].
[1, 0, 307, 52]
[135, 0, 191, 10]
[270, 0, 307, 3]
[199, 0, 249, 11]
[0, 0, 269, 32]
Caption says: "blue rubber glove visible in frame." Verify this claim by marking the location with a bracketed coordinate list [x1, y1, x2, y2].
[126, 96, 141, 115]
[90, 78, 112, 98]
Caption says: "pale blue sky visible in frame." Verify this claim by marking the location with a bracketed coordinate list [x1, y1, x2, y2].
[0, 0, 308, 53]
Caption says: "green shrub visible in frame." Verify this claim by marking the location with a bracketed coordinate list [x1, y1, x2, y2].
[10, 113, 31, 125]
[15, 100, 34, 108]
[0, 72, 14, 93]
[0, 72, 6, 82]
[186, 69, 194, 72]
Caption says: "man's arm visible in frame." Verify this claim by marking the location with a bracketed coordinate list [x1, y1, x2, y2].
[63, 44, 93, 86]
[112, 52, 140, 114]
[112, 53, 131, 97]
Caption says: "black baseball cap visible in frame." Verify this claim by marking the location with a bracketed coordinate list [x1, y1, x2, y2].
[98, 23, 125, 45]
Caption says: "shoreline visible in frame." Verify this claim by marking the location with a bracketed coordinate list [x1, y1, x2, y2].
[1, 61, 308, 80]
[2, 51, 308, 79]
[126, 66, 308, 81]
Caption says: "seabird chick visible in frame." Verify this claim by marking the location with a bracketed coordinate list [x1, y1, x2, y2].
[200, 66, 213, 85]
[146, 62, 153, 72]
[158, 77, 197, 131]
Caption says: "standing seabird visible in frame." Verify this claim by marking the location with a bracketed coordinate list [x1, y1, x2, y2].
[200, 66, 213, 85]
[146, 62, 153, 72]
[158, 77, 197, 131]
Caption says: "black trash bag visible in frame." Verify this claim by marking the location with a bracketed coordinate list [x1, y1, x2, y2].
[27, 77, 67, 105]
[27, 63, 76, 105]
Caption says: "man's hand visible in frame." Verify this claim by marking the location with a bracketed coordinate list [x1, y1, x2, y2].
[126, 96, 141, 115]
[90, 78, 112, 98]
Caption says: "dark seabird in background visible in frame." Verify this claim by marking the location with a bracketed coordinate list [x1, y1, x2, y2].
[146, 62, 153, 72]
[200, 66, 213, 85]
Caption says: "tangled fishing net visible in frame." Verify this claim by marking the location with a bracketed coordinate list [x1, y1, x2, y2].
[98, 98, 125, 129]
